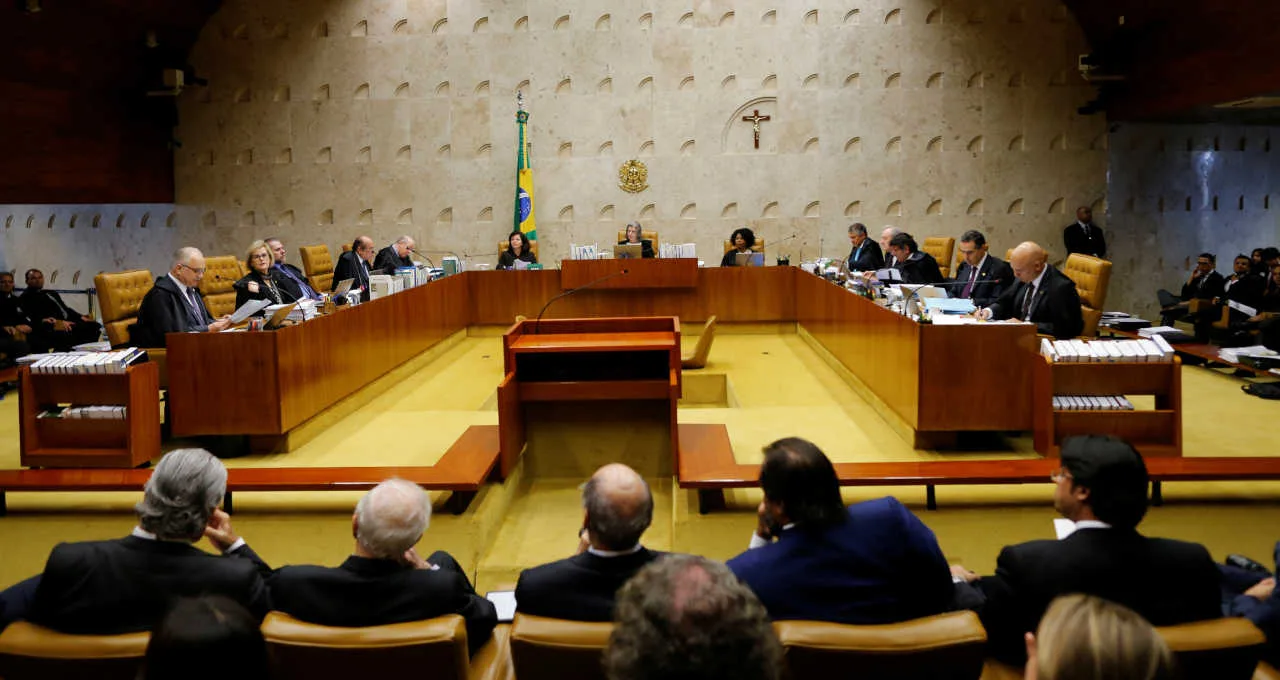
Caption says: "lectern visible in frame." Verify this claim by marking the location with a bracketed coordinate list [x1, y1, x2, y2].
[497, 317, 682, 477]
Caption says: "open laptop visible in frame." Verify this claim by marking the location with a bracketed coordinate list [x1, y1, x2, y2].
[735, 252, 765, 267]
[263, 303, 298, 330]
[616, 243, 644, 259]
[333, 278, 355, 296]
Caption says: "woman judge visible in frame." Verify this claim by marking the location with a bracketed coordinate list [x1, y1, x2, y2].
[720, 227, 757, 267]
[497, 231, 538, 269]
[618, 221, 655, 258]
[235, 240, 288, 308]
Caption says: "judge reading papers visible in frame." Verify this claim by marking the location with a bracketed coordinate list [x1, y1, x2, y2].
[974, 241, 1084, 339]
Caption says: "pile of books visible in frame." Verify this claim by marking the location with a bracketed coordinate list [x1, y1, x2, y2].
[38, 405, 128, 420]
[658, 243, 697, 258]
[1052, 395, 1136, 411]
[28, 349, 147, 374]
[1040, 337, 1175, 363]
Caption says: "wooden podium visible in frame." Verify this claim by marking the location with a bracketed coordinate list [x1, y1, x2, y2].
[497, 317, 682, 477]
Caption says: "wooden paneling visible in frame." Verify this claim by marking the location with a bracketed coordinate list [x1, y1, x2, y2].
[560, 259, 698, 289]
[19, 363, 160, 468]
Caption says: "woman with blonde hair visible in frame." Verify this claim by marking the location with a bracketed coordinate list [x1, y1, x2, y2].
[234, 240, 287, 308]
[1026, 594, 1176, 680]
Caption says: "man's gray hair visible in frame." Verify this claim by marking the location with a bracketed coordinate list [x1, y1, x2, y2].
[847, 222, 867, 236]
[135, 449, 227, 541]
[583, 474, 653, 551]
[355, 478, 432, 559]
[395, 235, 414, 245]
[172, 247, 203, 268]
[604, 555, 783, 680]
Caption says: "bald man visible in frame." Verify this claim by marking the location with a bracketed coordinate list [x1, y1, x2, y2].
[130, 247, 232, 347]
[514, 463, 663, 621]
[976, 242, 1084, 339]
[332, 235, 375, 301]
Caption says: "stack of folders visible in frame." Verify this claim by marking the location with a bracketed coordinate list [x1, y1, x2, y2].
[658, 243, 697, 258]
[29, 349, 147, 375]
[281, 300, 318, 322]
[1052, 396, 1135, 411]
[1219, 345, 1280, 365]
[568, 244, 599, 260]
[1039, 337, 1175, 363]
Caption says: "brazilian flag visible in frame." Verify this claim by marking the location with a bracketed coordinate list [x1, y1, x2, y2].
[514, 108, 536, 241]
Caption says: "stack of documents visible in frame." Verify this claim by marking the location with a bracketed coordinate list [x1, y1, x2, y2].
[29, 349, 147, 374]
[1138, 326, 1179, 337]
[46, 405, 129, 420]
[658, 243, 697, 258]
[1219, 345, 1278, 365]
[922, 298, 977, 314]
[1052, 395, 1136, 410]
[1040, 337, 1174, 363]
[569, 243, 598, 260]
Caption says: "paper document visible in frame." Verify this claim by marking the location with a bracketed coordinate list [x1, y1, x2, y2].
[875, 268, 902, 282]
[229, 299, 271, 324]
[923, 298, 976, 314]
[1228, 300, 1258, 317]
[485, 590, 517, 623]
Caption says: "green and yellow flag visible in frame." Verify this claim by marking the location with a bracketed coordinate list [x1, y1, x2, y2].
[514, 100, 536, 241]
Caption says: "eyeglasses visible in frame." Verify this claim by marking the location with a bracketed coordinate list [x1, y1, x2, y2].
[251, 252, 272, 260]
[179, 264, 207, 275]
[1050, 467, 1073, 483]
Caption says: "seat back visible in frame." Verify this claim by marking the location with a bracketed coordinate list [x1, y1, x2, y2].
[499, 240, 540, 259]
[1061, 253, 1113, 337]
[94, 269, 155, 347]
[509, 614, 612, 680]
[922, 237, 956, 278]
[722, 238, 766, 253]
[1157, 617, 1265, 680]
[773, 611, 987, 680]
[682, 315, 718, 369]
[0, 621, 150, 680]
[261, 612, 468, 680]
[299, 245, 334, 293]
[199, 255, 243, 319]
[616, 230, 660, 252]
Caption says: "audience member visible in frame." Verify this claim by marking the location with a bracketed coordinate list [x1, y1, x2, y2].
[1221, 542, 1280, 665]
[951, 435, 1221, 664]
[0, 272, 32, 365]
[727, 437, 954, 624]
[604, 554, 783, 680]
[0, 449, 268, 633]
[619, 221, 656, 259]
[1064, 206, 1106, 258]
[234, 240, 289, 308]
[250, 478, 496, 653]
[1157, 252, 1224, 329]
[1026, 594, 1177, 680]
[845, 222, 884, 272]
[20, 268, 102, 350]
[131, 247, 232, 347]
[886, 232, 945, 284]
[498, 230, 538, 269]
[373, 235, 416, 273]
[975, 241, 1084, 339]
[516, 464, 661, 621]
[265, 237, 322, 301]
[142, 595, 268, 680]
[953, 229, 1013, 308]
[332, 236, 375, 301]
[1252, 248, 1268, 276]
[720, 227, 758, 267]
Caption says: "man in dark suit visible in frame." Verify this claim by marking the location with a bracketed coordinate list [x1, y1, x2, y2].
[845, 222, 884, 272]
[130, 247, 232, 348]
[950, 435, 1222, 665]
[879, 226, 902, 267]
[266, 237, 322, 301]
[516, 464, 662, 622]
[727, 437, 954, 625]
[260, 479, 496, 653]
[0, 272, 32, 365]
[20, 268, 102, 351]
[1158, 252, 1225, 328]
[976, 241, 1084, 339]
[332, 235, 376, 301]
[0, 449, 269, 633]
[886, 232, 944, 285]
[1063, 205, 1106, 258]
[372, 235, 416, 273]
[952, 229, 1013, 308]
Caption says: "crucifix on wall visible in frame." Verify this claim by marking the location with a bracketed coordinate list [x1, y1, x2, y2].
[742, 109, 772, 149]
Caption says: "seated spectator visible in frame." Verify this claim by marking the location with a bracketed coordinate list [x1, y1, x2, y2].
[951, 435, 1221, 665]
[726, 437, 954, 624]
[20, 268, 102, 351]
[130, 247, 232, 347]
[953, 229, 1013, 308]
[1221, 543, 1280, 665]
[1213, 255, 1264, 323]
[0, 272, 31, 366]
[886, 232, 945, 284]
[142, 595, 268, 680]
[516, 464, 661, 621]
[245, 478, 496, 653]
[1158, 252, 1224, 329]
[0, 449, 269, 633]
[265, 237, 322, 301]
[1026, 594, 1177, 680]
[604, 555, 783, 680]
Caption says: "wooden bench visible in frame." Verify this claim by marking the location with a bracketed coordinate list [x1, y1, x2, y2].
[0, 425, 501, 516]
[677, 424, 1280, 512]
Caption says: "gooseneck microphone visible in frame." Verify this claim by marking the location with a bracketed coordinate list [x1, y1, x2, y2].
[408, 248, 436, 269]
[533, 268, 630, 334]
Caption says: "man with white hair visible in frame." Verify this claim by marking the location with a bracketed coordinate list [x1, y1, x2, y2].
[253, 479, 496, 652]
[0, 449, 268, 633]
[373, 235, 416, 273]
[130, 246, 232, 347]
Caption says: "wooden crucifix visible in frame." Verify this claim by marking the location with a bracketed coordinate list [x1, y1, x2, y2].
[742, 109, 771, 149]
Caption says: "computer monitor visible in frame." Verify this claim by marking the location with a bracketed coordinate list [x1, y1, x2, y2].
[616, 243, 644, 259]
[735, 252, 765, 267]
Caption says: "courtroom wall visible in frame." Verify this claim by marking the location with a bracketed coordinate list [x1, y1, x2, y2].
[1106, 124, 1280, 319]
[174, 0, 1106, 269]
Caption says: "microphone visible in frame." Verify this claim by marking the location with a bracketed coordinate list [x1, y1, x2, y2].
[533, 268, 630, 334]
[771, 232, 800, 265]
[408, 248, 436, 269]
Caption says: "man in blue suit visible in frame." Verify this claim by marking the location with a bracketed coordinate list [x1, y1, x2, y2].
[726, 437, 955, 624]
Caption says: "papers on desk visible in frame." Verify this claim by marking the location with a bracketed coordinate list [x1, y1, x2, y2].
[923, 298, 976, 314]
[875, 268, 902, 282]
[230, 299, 271, 324]
[659, 243, 696, 258]
[1219, 345, 1278, 364]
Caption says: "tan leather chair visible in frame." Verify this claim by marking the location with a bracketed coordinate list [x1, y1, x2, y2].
[1061, 253, 1112, 337]
[617, 229, 660, 252]
[198, 255, 242, 319]
[922, 237, 956, 278]
[682, 315, 717, 369]
[774, 611, 987, 680]
[722, 238, 766, 253]
[509, 613, 612, 680]
[0, 620, 150, 680]
[499, 240, 539, 259]
[1158, 617, 1266, 680]
[95, 269, 166, 385]
[1256, 661, 1280, 680]
[1005, 247, 1015, 262]
[261, 611, 473, 680]
[299, 245, 334, 293]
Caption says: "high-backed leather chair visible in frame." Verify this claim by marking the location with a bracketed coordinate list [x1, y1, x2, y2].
[261, 612, 473, 680]
[198, 255, 243, 319]
[95, 269, 166, 385]
[509, 613, 612, 680]
[1061, 253, 1112, 337]
[0, 621, 150, 680]
[682, 315, 717, 369]
[722, 238, 766, 253]
[299, 245, 334, 293]
[499, 240, 539, 259]
[1157, 617, 1266, 680]
[773, 611, 987, 680]
[616, 229, 660, 252]
[922, 237, 956, 278]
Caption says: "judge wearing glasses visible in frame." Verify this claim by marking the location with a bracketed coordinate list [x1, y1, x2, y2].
[235, 240, 290, 308]
[130, 247, 232, 348]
